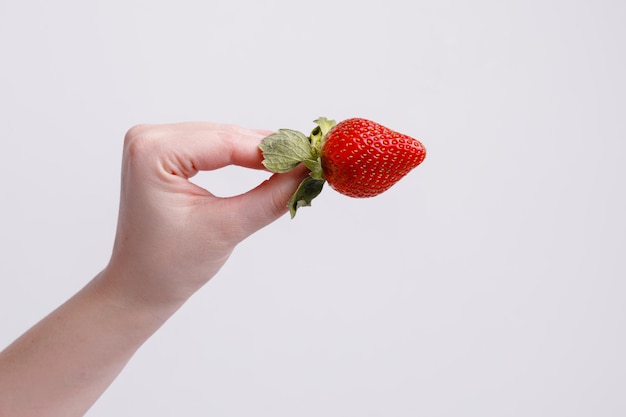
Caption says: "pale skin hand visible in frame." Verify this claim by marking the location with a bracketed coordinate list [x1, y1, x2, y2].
[0, 123, 308, 417]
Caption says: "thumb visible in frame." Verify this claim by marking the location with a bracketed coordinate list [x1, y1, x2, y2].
[228, 165, 311, 236]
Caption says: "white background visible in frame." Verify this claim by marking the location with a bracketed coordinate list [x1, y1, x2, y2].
[1, 0, 625, 415]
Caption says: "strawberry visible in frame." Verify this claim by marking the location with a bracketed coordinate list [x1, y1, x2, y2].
[321, 118, 426, 198]
[259, 117, 426, 217]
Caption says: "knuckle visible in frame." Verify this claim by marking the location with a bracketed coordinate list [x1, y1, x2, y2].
[123, 124, 161, 161]
[124, 124, 151, 145]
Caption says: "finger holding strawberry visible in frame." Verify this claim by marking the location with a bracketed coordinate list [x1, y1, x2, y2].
[259, 117, 427, 217]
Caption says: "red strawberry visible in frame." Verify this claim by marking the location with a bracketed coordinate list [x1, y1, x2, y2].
[320, 118, 426, 198]
[259, 117, 426, 217]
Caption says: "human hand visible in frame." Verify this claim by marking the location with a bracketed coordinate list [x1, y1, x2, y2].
[0, 122, 309, 417]
[100, 122, 307, 314]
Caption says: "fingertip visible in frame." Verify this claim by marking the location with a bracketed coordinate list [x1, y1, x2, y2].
[260, 165, 311, 218]
[226, 128, 276, 171]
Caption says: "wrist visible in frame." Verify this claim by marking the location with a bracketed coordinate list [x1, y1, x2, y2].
[92, 265, 189, 327]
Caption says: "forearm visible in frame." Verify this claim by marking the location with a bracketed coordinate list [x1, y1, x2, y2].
[0, 269, 181, 417]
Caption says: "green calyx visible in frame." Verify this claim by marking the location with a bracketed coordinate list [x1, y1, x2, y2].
[259, 117, 337, 218]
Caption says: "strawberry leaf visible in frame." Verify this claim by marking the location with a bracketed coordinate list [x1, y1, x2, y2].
[310, 117, 336, 153]
[259, 129, 314, 173]
[288, 176, 325, 218]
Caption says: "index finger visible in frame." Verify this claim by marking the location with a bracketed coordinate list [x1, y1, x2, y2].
[125, 122, 275, 179]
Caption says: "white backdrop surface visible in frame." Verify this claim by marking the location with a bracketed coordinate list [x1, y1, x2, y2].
[1, 0, 625, 415]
